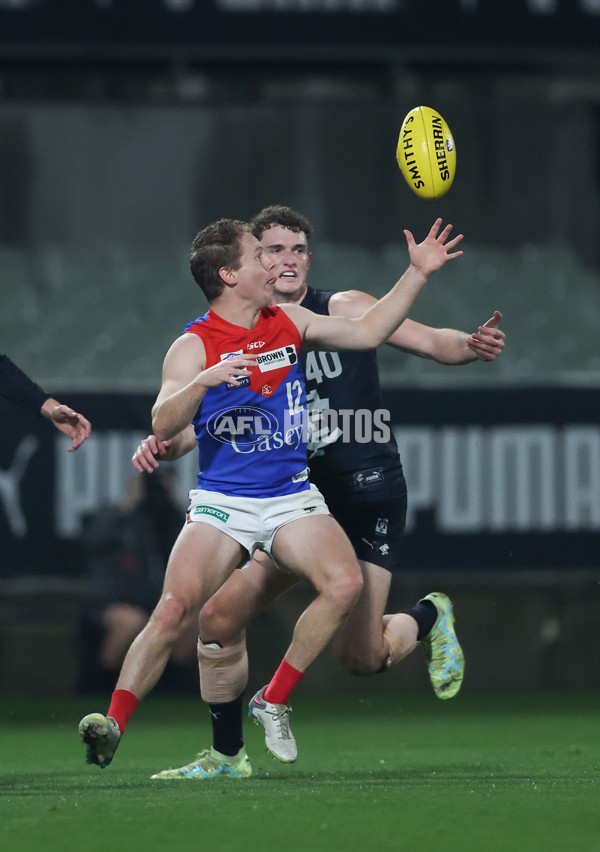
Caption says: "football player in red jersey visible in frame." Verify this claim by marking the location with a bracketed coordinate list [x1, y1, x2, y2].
[136, 207, 504, 781]
[79, 215, 463, 771]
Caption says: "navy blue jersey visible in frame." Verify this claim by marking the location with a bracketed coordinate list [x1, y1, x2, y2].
[300, 287, 406, 503]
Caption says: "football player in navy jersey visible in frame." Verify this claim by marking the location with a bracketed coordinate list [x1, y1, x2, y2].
[0, 353, 91, 451]
[132, 207, 504, 781]
[79, 214, 463, 771]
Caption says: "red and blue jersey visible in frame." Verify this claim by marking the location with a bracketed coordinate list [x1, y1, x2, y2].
[184, 307, 310, 498]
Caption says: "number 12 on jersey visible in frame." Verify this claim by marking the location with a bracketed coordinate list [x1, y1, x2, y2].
[286, 379, 304, 414]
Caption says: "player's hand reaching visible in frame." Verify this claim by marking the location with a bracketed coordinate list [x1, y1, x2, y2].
[42, 400, 92, 451]
[132, 424, 196, 469]
[199, 355, 258, 389]
[132, 434, 172, 473]
[466, 310, 505, 362]
[404, 218, 464, 277]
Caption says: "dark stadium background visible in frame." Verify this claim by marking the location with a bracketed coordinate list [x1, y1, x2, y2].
[0, 1, 599, 696]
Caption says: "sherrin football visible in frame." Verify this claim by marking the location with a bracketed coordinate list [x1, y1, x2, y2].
[396, 106, 456, 200]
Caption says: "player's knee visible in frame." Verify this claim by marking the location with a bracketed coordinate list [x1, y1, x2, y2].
[327, 566, 363, 612]
[152, 593, 193, 639]
[198, 597, 219, 638]
[199, 598, 237, 646]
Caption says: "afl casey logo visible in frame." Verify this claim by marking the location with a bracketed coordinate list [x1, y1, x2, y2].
[206, 405, 280, 448]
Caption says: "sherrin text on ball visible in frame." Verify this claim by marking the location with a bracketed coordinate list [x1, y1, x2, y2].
[396, 106, 456, 200]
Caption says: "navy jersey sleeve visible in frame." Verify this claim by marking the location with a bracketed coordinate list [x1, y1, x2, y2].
[0, 354, 49, 413]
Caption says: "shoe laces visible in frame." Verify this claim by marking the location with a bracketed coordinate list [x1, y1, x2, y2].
[269, 705, 293, 740]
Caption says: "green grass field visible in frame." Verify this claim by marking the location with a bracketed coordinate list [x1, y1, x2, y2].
[1, 691, 599, 852]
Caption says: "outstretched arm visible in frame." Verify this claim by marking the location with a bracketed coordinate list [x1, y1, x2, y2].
[329, 287, 505, 365]
[386, 310, 505, 364]
[282, 219, 463, 351]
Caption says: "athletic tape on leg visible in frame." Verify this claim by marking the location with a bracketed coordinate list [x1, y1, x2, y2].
[198, 637, 249, 703]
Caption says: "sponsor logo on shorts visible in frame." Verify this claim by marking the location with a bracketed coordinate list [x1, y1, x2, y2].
[256, 345, 297, 372]
[375, 517, 388, 536]
[194, 505, 230, 523]
[361, 537, 390, 558]
[354, 467, 385, 489]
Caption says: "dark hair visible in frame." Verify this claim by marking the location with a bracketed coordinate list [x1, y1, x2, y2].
[189, 218, 250, 302]
[250, 205, 313, 242]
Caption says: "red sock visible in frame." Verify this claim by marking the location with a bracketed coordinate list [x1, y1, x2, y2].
[263, 659, 304, 706]
[107, 689, 140, 734]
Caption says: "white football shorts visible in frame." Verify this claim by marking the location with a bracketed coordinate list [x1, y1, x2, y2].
[185, 484, 330, 558]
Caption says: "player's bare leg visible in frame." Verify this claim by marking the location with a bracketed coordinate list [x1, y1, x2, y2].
[249, 514, 363, 762]
[331, 561, 409, 675]
[332, 562, 464, 697]
[79, 523, 245, 769]
[271, 514, 363, 673]
[115, 524, 245, 698]
[200, 552, 298, 648]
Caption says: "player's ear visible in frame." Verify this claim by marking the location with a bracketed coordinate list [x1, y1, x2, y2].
[219, 266, 237, 288]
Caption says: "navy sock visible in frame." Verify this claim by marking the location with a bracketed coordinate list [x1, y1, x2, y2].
[210, 693, 244, 757]
[405, 600, 438, 641]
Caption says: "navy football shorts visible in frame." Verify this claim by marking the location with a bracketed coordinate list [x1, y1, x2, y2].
[325, 493, 407, 572]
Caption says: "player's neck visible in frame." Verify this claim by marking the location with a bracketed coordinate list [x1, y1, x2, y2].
[210, 300, 263, 330]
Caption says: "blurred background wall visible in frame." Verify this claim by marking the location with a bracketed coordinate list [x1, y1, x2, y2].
[0, 1, 599, 695]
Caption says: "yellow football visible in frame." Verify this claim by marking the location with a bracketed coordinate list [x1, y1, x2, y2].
[396, 106, 456, 200]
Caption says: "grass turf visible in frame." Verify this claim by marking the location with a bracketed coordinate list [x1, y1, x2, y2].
[1, 691, 599, 852]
